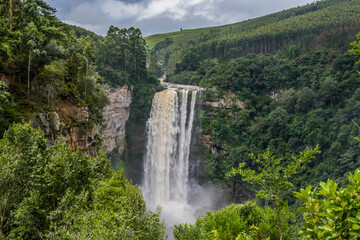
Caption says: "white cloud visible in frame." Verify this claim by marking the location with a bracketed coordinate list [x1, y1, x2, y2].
[102, 0, 143, 20]
[99, 0, 221, 22]
[47, 0, 315, 36]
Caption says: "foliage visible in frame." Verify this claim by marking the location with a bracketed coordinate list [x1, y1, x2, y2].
[350, 31, 360, 73]
[227, 147, 320, 239]
[0, 81, 10, 112]
[49, 171, 165, 240]
[0, 81, 19, 137]
[227, 147, 320, 202]
[0, 123, 165, 239]
[196, 44, 360, 199]
[148, 50, 164, 78]
[174, 201, 290, 240]
[295, 168, 360, 239]
[0, 0, 112, 125]
[96, 26, 148, 86]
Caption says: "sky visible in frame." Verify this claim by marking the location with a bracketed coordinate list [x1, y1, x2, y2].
[44, 0, 316, 36]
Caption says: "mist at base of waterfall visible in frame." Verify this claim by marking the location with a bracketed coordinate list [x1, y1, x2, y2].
[147, 182, 225, 239]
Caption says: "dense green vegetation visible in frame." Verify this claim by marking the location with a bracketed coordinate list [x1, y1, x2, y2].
[295, 168, 360, 239]
[0, 0, 160, 134]
[175, 147, 360, 239]
[174, 201, 291, 240]
[162, 25, 360, 203]
[0, 0, 161, 170]
[227, 146, 320, 240]
[194, 45, 360, 193]
[0, 0, 107, 134]
[0, 123, 165, 239]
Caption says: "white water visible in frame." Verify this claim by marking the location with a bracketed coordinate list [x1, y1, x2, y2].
[143, 85, 201, 237]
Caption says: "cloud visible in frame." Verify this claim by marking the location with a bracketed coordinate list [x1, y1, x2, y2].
[102, 0, 143, 20]
[45, 0, 315, 36]
[100, 0, 220, 22]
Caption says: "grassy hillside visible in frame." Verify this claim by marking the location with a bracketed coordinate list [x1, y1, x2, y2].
[146, 0, 360, 72]
[145, 27, 214, 50]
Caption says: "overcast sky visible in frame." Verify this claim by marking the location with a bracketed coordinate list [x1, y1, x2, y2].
[44, 0, 316, 36]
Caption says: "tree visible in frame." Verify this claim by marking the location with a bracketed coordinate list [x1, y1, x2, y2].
[96, 26, 148, 86]
[0, 123, 165, 239]
[50, 171, 166, 240]
[350, 31, 360, 74]
[295, 168, 360, 239]
[174, 51, 201, 73]
[0, 0, 22, 31]
[227, 146, 321, 240]
[23, 21, 44, 99]
[295, 87, 316, 113]
[318, 78, 340, 107]
[281, 88, 297, 113]
[148, 50, 164, 78]
[174, 202, 281, 240]
[0, 81, 11, 112]
[265, 107, 289, 135]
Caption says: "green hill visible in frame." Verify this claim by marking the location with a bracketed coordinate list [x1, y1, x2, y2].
[146, 0, 360, 72]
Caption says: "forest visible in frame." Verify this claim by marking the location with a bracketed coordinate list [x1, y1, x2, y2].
[1, 0, 360, 239]
[163, 29, 360, 240]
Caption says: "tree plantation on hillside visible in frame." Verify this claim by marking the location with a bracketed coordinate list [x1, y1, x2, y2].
[148, 0, 360, 73]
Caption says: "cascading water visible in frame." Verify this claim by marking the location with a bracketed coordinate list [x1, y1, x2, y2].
[143, 84, 202, 236]
[144, 87, 198, 205]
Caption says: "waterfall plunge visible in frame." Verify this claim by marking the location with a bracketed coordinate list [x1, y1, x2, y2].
[143, 87, 200, 235]
[144, 88, 197, 206]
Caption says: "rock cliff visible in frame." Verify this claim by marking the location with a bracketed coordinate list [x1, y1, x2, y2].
[100, 85, 132, 156]
[31, 103, 99, 156]
[31, 85, 133, 158]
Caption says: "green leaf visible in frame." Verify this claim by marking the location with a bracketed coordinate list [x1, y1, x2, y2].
[320, 181, 329, 193]
[334, 210, 343, 219]
[318, 225, 332, 232]
[346, 217, 358, 224]
[297, 207, 308, 212]
[352, 224, 360, 230]
[350, 231, 360, 237]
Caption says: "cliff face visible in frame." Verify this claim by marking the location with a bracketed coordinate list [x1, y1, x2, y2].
[31, 104, 99, 157]
[100, 85, 132, 156]
[30, 85, 132, 158]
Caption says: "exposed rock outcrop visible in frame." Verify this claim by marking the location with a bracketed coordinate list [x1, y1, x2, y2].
[30, 85, 133, 157]
[31, 102, 99, 157]
[205, 90, 244, 109]
[101, 85, 132, 156]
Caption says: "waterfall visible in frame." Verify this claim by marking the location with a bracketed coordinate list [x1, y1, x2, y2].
[142, 84, 223, 238]
[143, 87, 198, 208]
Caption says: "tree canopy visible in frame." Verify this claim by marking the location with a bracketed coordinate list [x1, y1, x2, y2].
[0, 123, 165, 239]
